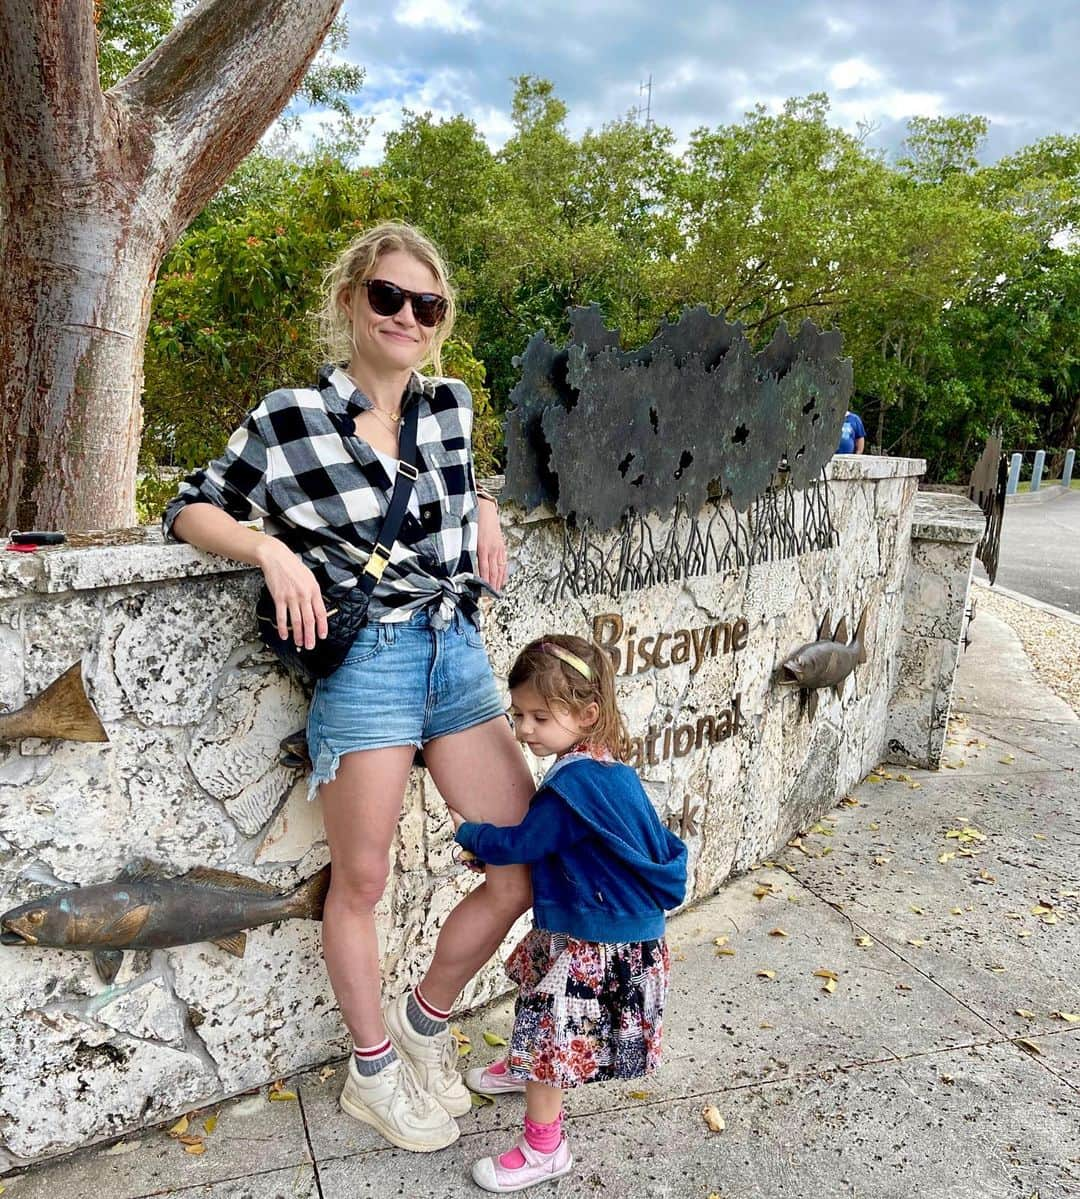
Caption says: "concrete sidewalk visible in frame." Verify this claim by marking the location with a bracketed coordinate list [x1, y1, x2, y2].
[2, 611, 1078, 1199]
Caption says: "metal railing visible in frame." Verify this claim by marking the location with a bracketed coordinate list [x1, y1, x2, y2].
[1006, 448, 1077, 495]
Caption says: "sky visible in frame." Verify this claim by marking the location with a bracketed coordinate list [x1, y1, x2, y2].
[301, 0, 1079, 166]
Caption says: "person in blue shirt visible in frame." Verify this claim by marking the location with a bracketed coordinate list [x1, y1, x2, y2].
[450, 634, 688, 1193]
[837, 410, 866, 454]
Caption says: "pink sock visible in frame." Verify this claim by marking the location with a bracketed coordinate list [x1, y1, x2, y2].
[487, 1059, 508, 1076]
[498, 1113, 563, 1170]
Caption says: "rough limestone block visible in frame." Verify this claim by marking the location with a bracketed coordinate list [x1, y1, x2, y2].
[255, 779, 325, 864]
[23, 593, 105, 694]
[112, 577, 257, 726]
[91, 974, 189, 1047]
[167, 921, 347, 1096]
[0, 605, 24, 711]
[0, 727, 240, 882]
[187, 665, 309, 802]
[0, 1008, 218, 1162]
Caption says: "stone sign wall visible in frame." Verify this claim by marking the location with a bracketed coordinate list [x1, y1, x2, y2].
[0, 457, 983, 1168]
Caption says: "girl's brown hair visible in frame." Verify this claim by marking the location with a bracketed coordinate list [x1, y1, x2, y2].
[316, 221, 457, 376]
[508, 634, 629, 761]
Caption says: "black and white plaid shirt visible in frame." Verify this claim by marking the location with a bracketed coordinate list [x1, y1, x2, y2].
[163, 364, 489, 627]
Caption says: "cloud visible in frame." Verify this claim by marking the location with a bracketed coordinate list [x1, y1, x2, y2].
[394, 0, 480, 35]
[289, 0, 1080, 165]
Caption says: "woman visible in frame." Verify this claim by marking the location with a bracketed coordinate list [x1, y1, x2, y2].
[164, 223, 535, 1153]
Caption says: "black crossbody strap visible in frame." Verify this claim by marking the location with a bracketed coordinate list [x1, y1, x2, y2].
[357, 399, 420, 595]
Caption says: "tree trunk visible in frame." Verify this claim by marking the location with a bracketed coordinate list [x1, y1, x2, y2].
[0, 0, 343, 533]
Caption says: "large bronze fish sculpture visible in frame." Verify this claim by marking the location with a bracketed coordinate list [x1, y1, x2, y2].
[777, 609, 868, 720]
[0, 661, 108, 743]
[0, 860, 331, 982]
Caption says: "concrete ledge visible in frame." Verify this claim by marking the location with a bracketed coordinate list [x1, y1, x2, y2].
[826, 454, 925, 481]
[911, 492, 985, 543]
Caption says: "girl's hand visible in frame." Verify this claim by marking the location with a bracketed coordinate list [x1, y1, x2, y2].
[256, 537, 329, 650]
[476, 499, 508, 591]
[446, 805, 466, 831]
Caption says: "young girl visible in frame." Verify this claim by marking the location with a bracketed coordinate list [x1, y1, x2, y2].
[450, 634, 688, 1193]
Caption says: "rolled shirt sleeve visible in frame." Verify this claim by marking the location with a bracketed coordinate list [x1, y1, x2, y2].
[162, 409, 272, 541]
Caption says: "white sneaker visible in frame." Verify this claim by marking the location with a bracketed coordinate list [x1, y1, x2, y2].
[339, 1053, 460, 1152]
[383, 991, 472, 1117]
[471, 1135, 574, 1193]
[465, 1062, 528, 1097]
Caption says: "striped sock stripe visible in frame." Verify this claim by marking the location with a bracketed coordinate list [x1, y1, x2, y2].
[413, 985, 451, 1020]
[354, 1038, 392, 1059]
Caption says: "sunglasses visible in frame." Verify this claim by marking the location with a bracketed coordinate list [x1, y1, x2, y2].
[361, 278, 448, 328]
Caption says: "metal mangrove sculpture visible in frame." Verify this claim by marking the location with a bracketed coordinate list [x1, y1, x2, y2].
[504, 305, 854, 529]
[0, 661, 108, 744]
[776, 609, 869, 720]
[0, 860, 331, 983]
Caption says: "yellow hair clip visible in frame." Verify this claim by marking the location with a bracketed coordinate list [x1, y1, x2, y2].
[540, 642, 594, 680]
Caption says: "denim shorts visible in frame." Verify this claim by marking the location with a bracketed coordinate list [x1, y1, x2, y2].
[305, 607, 506, 797]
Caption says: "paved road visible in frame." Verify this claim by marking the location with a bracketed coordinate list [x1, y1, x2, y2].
[976, 487, 1080, 615]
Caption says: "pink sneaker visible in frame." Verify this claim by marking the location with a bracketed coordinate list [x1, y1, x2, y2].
[465, 1062, 528, 1097]
[471, 1135, 573, 1193]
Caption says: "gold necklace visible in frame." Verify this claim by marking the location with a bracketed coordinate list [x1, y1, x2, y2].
[368, 405, 401, 433]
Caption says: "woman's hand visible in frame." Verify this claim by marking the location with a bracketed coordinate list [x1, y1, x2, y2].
[446, 805, 466, 832]
[475, 499, 508, 591]
[256, 537, 329, 649]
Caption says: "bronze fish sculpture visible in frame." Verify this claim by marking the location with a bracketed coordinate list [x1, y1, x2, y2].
[0, 860, 331, 982]
[0, 661, 108, 743]
[778, 609, 868, 720]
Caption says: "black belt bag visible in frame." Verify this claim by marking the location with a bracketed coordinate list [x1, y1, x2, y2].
[255, 401, 420, 680]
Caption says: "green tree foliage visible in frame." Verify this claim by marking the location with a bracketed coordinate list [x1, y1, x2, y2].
[141, 72, 1080, 496]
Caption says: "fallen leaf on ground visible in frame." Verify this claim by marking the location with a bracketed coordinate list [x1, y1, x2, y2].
[1004, 912, 1023, 920]
[945, 827, 986, 844]
[203, 1115, 218, 1135]
[813, 969, 839, 981]
[627, 1090, 652, 1100]
[1000, 754, 1016, 764]
[909, 782, 923, 790]
[1052, 1012, 1080, 1023]
[318, 1066, 336, 1082]
[856, 936, 872, 947]
[1015, 1009, 1037, 1019]
[1030, 905, 1053, 916]
[939, 1073, 954, 1084]
[1014, 1038, 1042, 1054]
[178, 1134, 203, 1147]
[874, 856, 891, 865]
[986, 964, 1007, 974]
[470, 1092, 494, 1107]
[184, 1143, 206, 1156]
[168, 1116, 190, 1137]
[702, 1105, 726, 1132]
[768, 928, 789, 937]
[450, 1025, 470, 1046]
[823, 978, 837, 994]
[909, 905, 926, 915]
[866, 773, 884, 784]
[268, 1089, 297, 1102]
[907, 939, 926, 947]
[759, 1022, 774, 1029]
[716, 948, 736, 957]
[896, 983, 912, 991]
[950, 907, 963, 915]
[753, 885, 775, 899]
[713, 935, 730, 947]
[458, 1042, 472, 1057]
[868, 822, 880, 831]
[757, 970, 777, 979]
[896, 773, 912, 783]
[1033, 834, 1047, 841]
[1041, 914, 1058, 925]
[938, 852, 957, 864]
[482, 1031, 508, 1047]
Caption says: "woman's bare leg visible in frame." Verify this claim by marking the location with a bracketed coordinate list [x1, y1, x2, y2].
[319, 744, 415, 1046]
[418, 715, 535, 1009]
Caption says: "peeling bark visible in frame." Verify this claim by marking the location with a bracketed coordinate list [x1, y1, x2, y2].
[0, 0, 343, 532]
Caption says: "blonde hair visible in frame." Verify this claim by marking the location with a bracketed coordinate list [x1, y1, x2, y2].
[317, 222, 456, 376]
[508, 634, 630, 762]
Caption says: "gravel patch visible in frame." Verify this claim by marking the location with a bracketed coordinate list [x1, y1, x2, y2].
[974, 583, 1080, 717]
